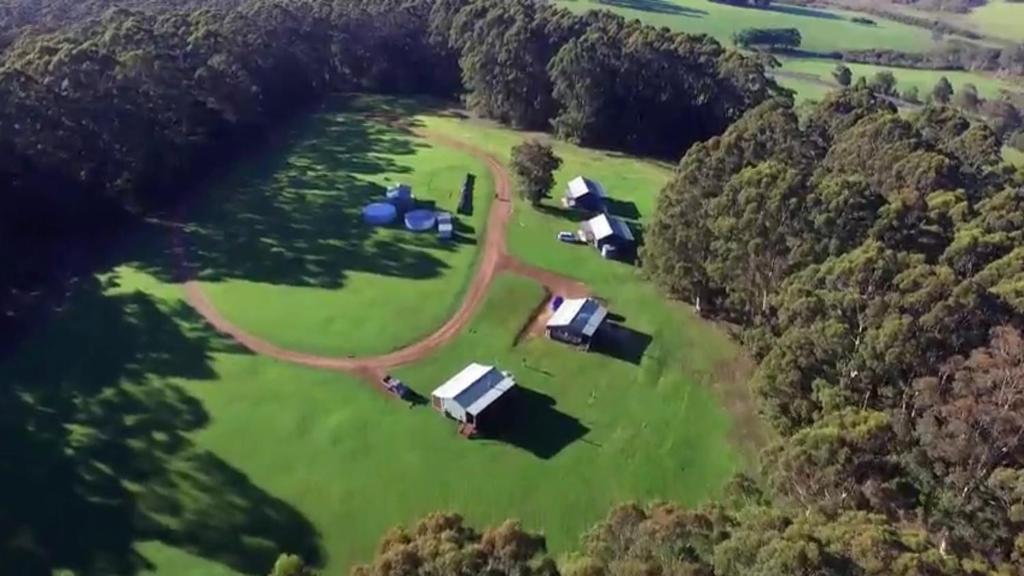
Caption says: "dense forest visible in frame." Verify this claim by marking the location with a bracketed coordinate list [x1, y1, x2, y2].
[645, 88, 1024, 572]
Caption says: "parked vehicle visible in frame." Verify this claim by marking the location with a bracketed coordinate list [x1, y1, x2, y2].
[381, 374, 410, 399]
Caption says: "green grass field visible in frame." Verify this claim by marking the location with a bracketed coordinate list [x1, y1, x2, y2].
[0, 98, 761, 576]
[965, 0, 1024, 42]
[1005, 146, 1024, 166]
[779, 57, 1023, 100]
[559, 0, 1022, 106]
[558, 0, 938, 53]
[184, 96, 493, 356]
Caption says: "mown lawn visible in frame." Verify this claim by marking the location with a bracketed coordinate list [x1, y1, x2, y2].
[558, 0, 938, 53]
[184, 96, 493, 356]
[0, 98, 762, 576]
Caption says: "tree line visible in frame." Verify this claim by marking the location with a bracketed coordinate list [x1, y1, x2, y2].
[644, 87, 1024, 572]
[832, 64, 1024, 150]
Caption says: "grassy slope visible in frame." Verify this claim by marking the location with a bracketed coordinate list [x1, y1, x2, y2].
[558, 0, 938, 52]
[188, 96, 493, 356]
[965, 0, 1024, 42]
[1005, 145, 1024, 166]
[0, 100, 760, 576]
[559, 0, 1022, 104]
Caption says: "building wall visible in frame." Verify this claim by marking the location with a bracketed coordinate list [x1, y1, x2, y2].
[549, 327, 585, 346]
[440, 397, 467, 423]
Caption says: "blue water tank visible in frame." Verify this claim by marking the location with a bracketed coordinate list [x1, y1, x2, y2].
[404, 209, 437, 232]
[363, 202, 398, 226]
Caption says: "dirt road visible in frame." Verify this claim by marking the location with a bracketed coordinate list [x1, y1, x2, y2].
[173, 128, 587, 382]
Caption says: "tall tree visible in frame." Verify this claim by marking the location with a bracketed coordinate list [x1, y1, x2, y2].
[832, 63, 852, 87]
[510, 140, 563, 205]
[931, 76, 954, 104]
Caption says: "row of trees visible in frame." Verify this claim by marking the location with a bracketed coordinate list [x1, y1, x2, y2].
[732, 27, 802, 51]
[435, 0, 781, 155]
[273, 492, 983, 576]
[644, 88, 1024, 570]
[830, 65, 1024, 148]
[841, 42, 1024, 76]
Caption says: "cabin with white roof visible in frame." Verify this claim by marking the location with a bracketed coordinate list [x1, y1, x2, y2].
[431, 363, 516, 426]
[546, 298, 608, 349]
[564, 176, 605, 212]
[581, 213, 634, 257]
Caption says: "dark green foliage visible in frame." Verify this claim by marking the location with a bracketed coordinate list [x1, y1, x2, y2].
[868, 71, 898, 97]
[732, 27, 802, 51]
[510, 140, 563, 205]
[351, 512, 556, 576]
[548, 14, 781, 156]
[932, 76, 955, 104]
[645, 86, 1024, 568]
[832, 64, 852, 87]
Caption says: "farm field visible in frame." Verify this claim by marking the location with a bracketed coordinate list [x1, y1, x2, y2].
[964, 0, 1024, 42]
[0, 97, 761, 576]
[558, 0, 939, 53]
[779, 57, 1024, 101]
[181, 96, 494, 357]
[561, 0, 1022, 106]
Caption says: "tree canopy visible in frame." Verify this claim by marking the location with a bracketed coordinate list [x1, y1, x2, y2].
[644, 87, 1024, 570]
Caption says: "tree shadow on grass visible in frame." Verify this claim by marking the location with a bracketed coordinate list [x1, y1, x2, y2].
[0, 276, 322, 575]
[138, 99, 467, 290]
[481, 388, 589, 460]
[597, 0, 707, 17]
[536, 202, 589, 224]
[760, 3, 844, 20]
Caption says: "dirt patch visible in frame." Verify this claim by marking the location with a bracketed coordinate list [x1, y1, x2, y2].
[512, 288, 554, 346]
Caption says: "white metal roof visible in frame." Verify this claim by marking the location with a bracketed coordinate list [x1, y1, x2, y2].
[567, 176, 603, 199]
[432, 363, 492, 399]
[547, 298, 587, 328]
[546, 298, 608, 337]
[587, 214, 634, 242]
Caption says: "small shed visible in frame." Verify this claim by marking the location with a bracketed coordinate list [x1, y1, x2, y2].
[581, 213, 634, 252]
[564, 176, 605, 212]
[431, 363, 516, 425]
[546, 298, 608, 349]
[386, 183, 414, 211]
[437, 212, 454, 240]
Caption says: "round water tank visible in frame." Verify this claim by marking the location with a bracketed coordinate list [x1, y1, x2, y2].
[404, 209, 437, 232]
[363, 202, 398, 226]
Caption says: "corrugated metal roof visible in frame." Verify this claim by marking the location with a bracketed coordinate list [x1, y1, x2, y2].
[432, 364, 517, 415]
[547, 298, 587, 328]
[547, 298, 608, 337]
[432, 363, 491, 399]
[567, 176, 603, 199]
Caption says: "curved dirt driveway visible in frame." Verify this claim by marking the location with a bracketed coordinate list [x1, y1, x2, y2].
[174, 128, 587, 382]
